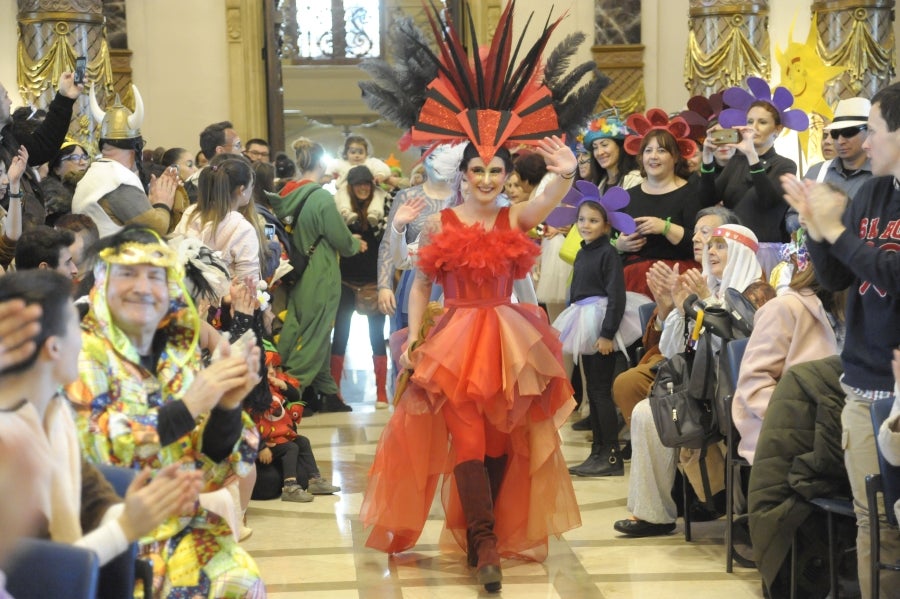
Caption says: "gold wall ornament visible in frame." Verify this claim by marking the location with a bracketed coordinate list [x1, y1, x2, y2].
[813, 0, 896, 99]
[16, 0, 114, 153]
[684, 1, 771, 97]
[592, 44, 646, 114]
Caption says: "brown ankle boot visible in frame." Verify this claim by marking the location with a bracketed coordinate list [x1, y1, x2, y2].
[454, 460, 502, 592]
[373, 354, 389, 407]
[330, 355, 344, 391]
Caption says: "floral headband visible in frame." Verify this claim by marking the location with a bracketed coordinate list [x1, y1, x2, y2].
[623, 108, 697, 159]
[719, 77, 810, 132]
[580, 111, 632, 149]
[557, 182, 636, 234]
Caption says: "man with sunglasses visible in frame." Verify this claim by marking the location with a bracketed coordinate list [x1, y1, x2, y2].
[804, 97, 873, 201]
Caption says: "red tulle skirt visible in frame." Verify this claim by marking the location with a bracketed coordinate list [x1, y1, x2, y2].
[360, 301, 581, 562]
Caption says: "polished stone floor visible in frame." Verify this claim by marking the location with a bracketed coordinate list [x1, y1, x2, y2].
[243, 315, 765, 598]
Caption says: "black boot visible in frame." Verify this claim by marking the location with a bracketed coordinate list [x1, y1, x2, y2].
[301, 386, 320, 415]
[569, 444, 624, 477]
[319, 392, 353, 413]
[455, 460, 502, 593]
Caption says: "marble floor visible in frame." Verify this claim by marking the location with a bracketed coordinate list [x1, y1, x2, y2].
[243, 315, 765, 598]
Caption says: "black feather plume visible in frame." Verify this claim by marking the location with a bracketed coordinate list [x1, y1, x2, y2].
[357, 16, 439, 129]
[556, 71, 610, 139]
[543, 30, 610, 140]
[551, 62, 599, 103]
[543, 32, 586, 89]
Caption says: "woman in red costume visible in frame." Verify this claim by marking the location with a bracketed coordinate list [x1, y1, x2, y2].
[361, 137, 582, 592]
[357, 3, 606, 591]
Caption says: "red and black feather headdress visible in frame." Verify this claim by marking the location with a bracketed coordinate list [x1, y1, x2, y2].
[359, 1, 607, 164]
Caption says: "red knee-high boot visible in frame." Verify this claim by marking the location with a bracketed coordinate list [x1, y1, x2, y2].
[454, 460, 502, 593]
[373, 355, 389, 408]
[330, 355, 344, 391]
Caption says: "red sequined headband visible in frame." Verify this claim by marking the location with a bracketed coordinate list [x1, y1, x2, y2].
[712, 227, 759, 253]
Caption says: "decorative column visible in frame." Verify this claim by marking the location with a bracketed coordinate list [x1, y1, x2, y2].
[813, 0, 896, 99]
[225, 0, 268, 142]
[684, 0, 770, 97]
[16, 0, 114, 150]
[593, 0, 644, 114]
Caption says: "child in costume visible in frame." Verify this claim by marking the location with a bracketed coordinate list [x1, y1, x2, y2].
[330, 135, 392, 226]
[358, 2, 608, 592]
[552, 185, 650, 477]
[251, 348, 340, 501]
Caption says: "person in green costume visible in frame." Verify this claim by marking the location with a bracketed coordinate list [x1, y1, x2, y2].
[271, 137, 367, 412]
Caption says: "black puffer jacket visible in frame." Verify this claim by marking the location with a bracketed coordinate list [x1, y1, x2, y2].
[747, 356, 849, 590]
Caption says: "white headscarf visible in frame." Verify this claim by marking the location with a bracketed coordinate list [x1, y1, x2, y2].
[702, 224, 762, 299]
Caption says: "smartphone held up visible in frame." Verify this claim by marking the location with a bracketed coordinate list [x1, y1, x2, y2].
[708, 128, 740, 145]
[74, 56, 86, 86]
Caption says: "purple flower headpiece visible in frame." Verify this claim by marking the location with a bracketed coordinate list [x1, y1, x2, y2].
[719, 77, 809, 132]
[556, 182, 636, 234]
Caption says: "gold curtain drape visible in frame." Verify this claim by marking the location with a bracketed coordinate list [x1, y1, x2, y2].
[813, 1, 895, 99]
[684, 2, 770, 97]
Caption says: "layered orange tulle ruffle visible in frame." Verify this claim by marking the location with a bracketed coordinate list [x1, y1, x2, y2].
[360, 209, 581, 561]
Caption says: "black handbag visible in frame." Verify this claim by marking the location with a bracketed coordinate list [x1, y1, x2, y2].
[649, 309, 721, 449]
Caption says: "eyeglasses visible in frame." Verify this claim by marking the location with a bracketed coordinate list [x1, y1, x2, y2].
[245, 149, 270, 160]
[61, 153, 90, 162]
[829, 125, 867, 140]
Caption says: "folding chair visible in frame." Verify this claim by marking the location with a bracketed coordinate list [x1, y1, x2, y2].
[5, 538, 99, 599]
[719, 337, 753, 572]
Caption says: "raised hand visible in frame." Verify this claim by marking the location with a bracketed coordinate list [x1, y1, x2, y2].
[7, 146, 28, 188]
[393, 197, 426, 230]
[149, 168, 178, 209]
[535, 135, 577, 178]
[57, 72, 82, 99]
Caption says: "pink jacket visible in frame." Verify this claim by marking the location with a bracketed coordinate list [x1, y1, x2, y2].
[732, 289, 838, 464]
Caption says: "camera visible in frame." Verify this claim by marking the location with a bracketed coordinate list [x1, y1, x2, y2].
[264, 224, 276, 241]
[708, 128, 740, 145]
[74, 56, 86, 85]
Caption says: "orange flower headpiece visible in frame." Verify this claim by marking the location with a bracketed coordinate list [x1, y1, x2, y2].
[623, 108, 697, 159]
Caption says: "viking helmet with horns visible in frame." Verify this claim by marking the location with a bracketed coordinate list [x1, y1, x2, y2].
[89, 84, 144, 141]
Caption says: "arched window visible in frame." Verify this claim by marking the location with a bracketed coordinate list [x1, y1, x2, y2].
[280, 0, 382, 63]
